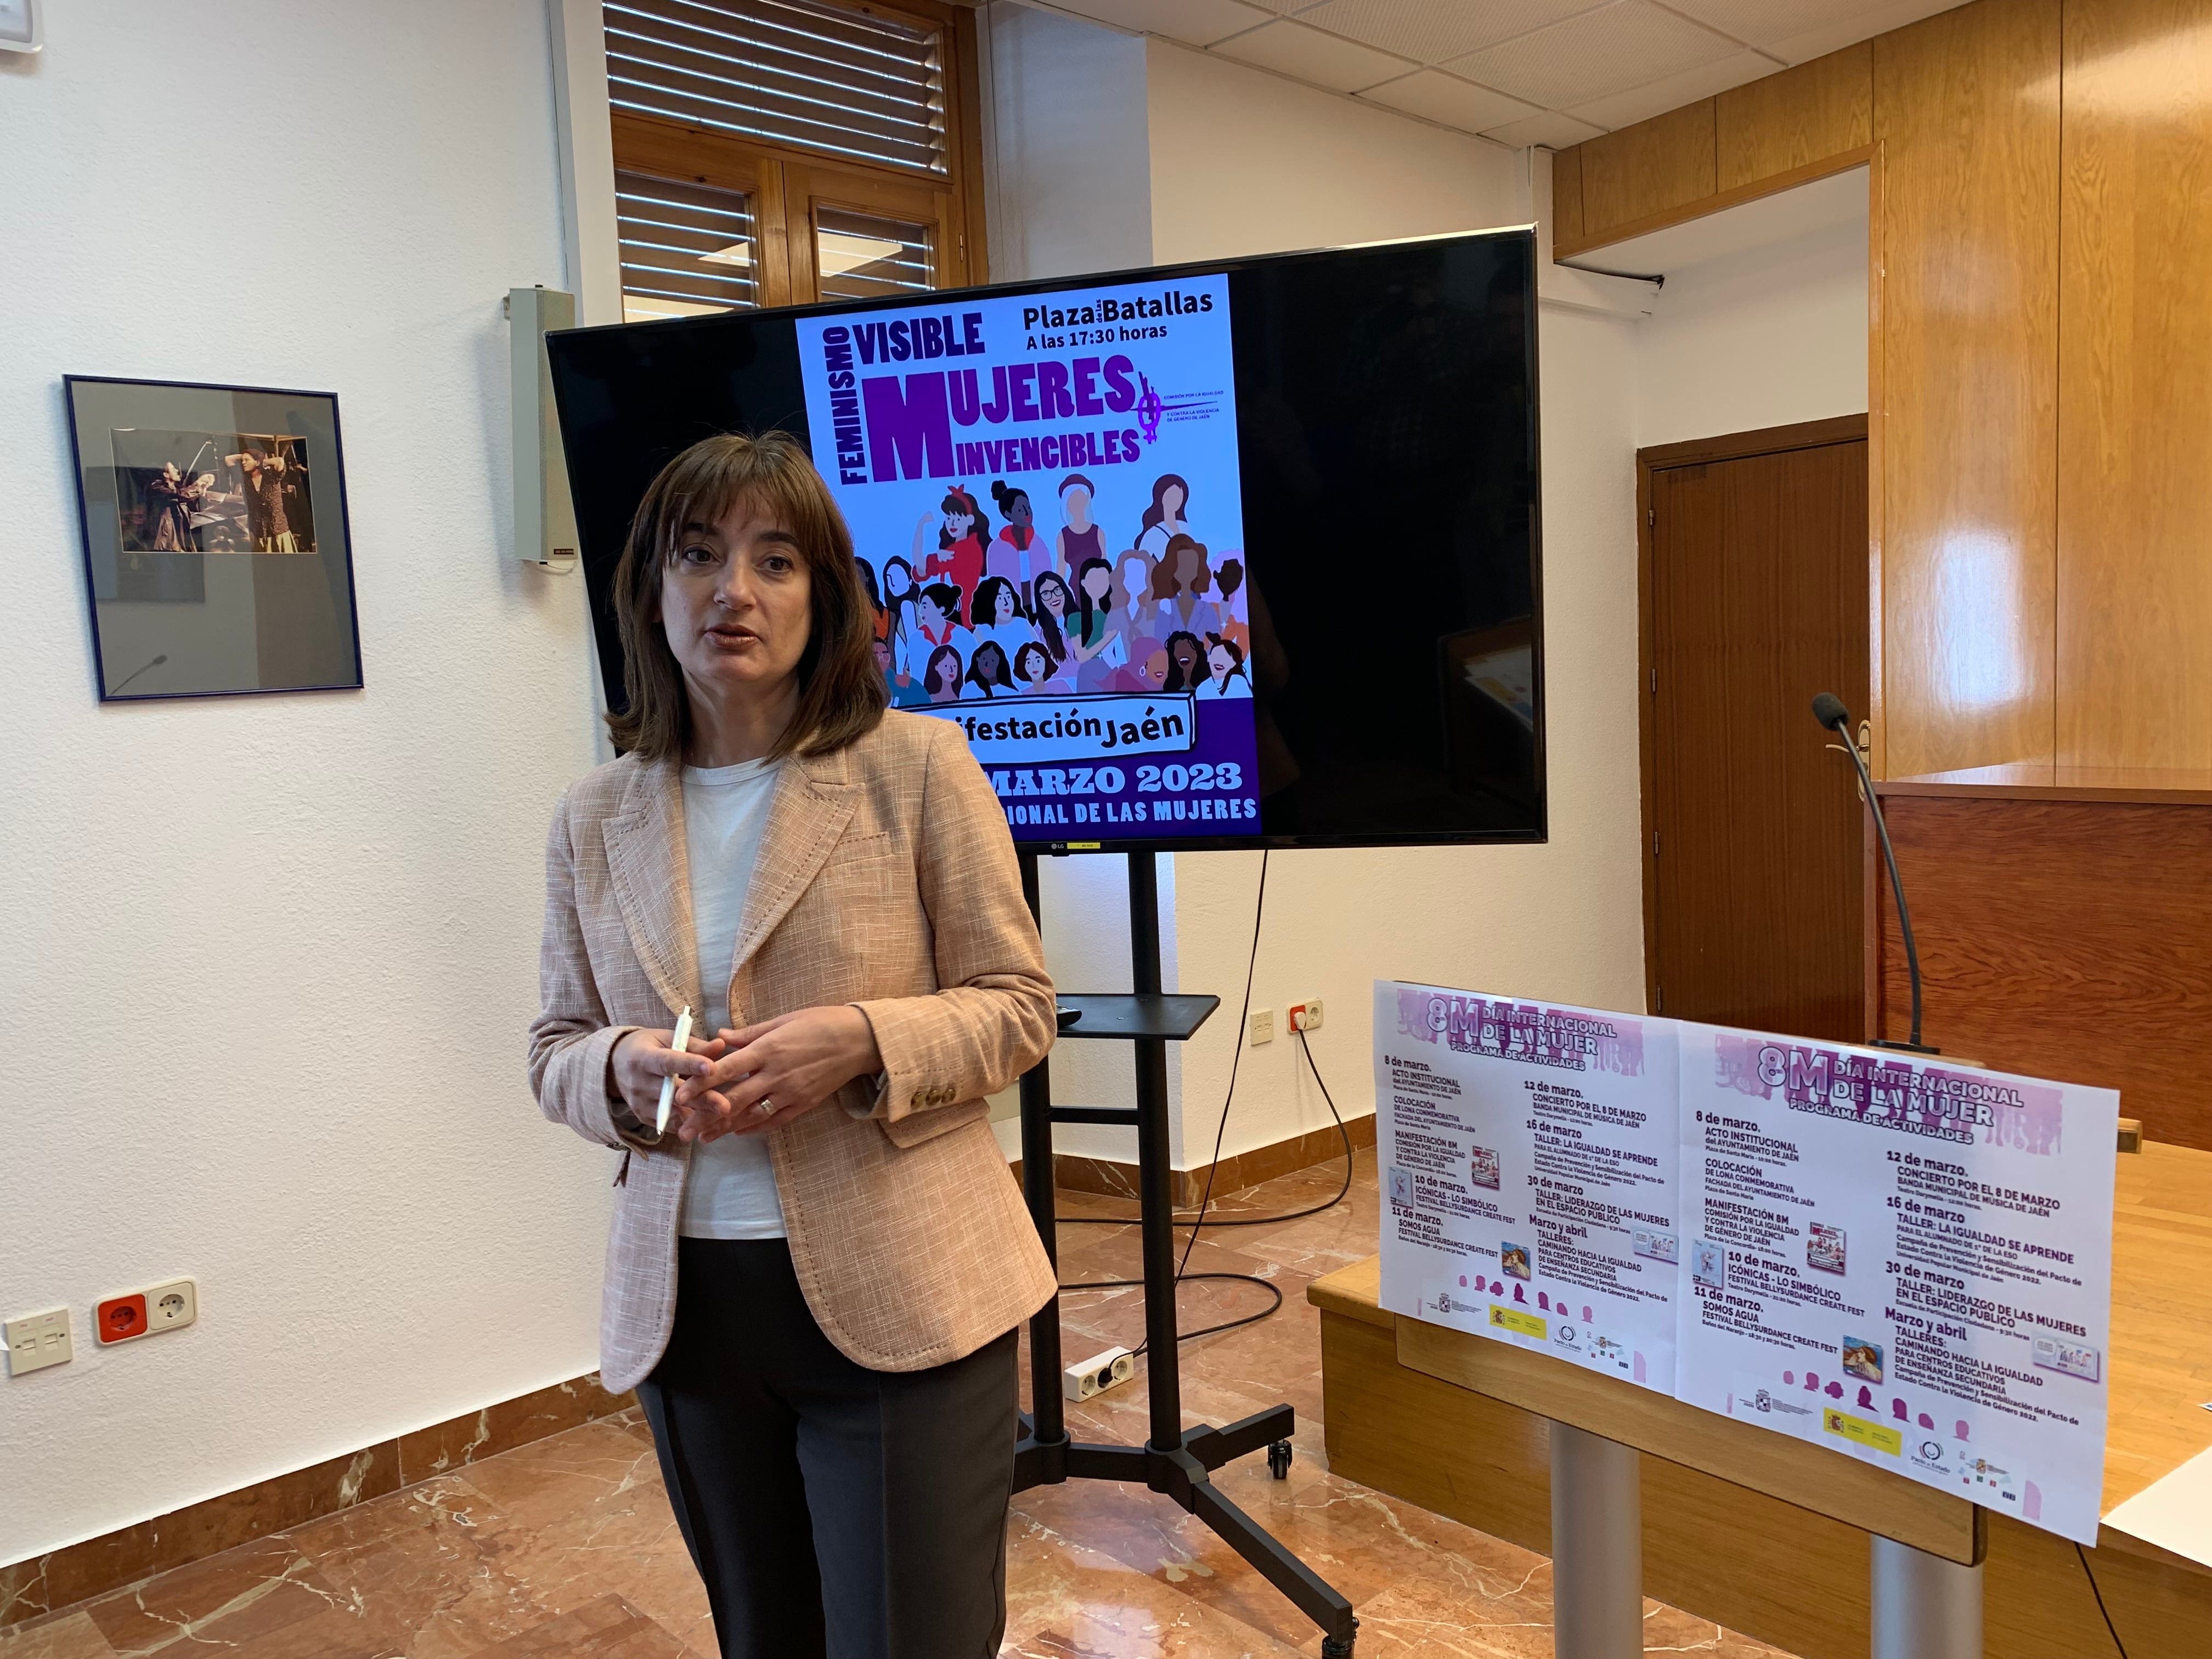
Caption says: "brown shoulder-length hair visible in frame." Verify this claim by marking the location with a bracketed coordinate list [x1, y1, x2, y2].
[605, 431, 887, 763]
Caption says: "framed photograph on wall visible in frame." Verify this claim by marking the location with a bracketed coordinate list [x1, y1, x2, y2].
[65, 376, 363, 699]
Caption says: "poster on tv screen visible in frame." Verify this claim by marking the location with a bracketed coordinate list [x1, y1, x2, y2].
[794, 273, 1257, 843]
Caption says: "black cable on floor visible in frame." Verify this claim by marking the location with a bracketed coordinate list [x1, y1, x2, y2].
[2075, 1541, 2130, 1659]
[1057, 852, 1267, 1356]
[1049, 854, 1359, 1356]
[1053, 1271, 1285, 1345]
[1053, 1028, 1355, 1234]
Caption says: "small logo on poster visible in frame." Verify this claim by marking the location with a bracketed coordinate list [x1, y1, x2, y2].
[1490, 1304, 1547, 1339]
[1807, 1222, 1847, 1274]
[1691, 1239, 1726, 1290]
[1822, 1409, 1903, 1456]
[2030, 1335, 2101, 1382]
[1841, 1336, 1884, 1385]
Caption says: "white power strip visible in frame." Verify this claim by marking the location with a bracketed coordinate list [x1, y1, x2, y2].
[1063, 1346, 1136, 1401]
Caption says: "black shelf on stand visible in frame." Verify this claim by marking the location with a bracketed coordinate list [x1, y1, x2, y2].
[1013, 850, 1359, 1658]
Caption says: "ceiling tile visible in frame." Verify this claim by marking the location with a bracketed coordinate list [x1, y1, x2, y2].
[1294, 0, 1605, 66]
[1209, 18, 1418, 93]
[1760, 0, 1972, 64]
[1042, 0, 1274, 48]
[1657, 0, 1876, 49]
[1359, 69, 1543, 133]
[1481, 110, 1606, 149]
[1564, 47, 1780, 129]
[1443, 0, 1741, 109]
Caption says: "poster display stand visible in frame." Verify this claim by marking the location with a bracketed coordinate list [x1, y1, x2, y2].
[1375, 980, 2119, 1548]
[1013, 852, 1359, 1657]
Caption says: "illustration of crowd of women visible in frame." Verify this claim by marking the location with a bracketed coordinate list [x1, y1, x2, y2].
[856, 472, 1254, 708]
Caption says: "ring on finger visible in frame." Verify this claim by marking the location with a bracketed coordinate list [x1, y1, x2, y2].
[752, 1096, 776, 1117]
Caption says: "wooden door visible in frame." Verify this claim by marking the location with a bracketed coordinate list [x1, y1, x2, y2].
[1641, 419, 1869, 1038]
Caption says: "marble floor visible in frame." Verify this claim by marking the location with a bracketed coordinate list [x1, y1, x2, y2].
[1, 1148, 1793, 1659]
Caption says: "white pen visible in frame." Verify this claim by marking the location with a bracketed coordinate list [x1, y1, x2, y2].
[656, 1004, 693, 1135]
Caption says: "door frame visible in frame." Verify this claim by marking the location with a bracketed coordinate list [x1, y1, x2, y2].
[1636, 413, 1870, 1017]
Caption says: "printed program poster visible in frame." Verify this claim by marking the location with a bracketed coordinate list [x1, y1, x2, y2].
[1674, 1025, 2119, 1544]
[1375, 981, 1681, 1393]
[794, 275, 1258, 839]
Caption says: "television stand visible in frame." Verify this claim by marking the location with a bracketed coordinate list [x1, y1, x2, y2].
[1012, 850, 1359, 1657]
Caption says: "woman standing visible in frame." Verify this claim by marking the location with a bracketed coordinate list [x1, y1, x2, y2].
[1196, 633, 1252, 698]
[1134, 473, 1190, 561]
[1028, 568, 1076, 672]
[913, 486, 989, 621]
[1052, 474, 1104, 591]
[1067, 556, 1117, 691]
[969, 575, 1035, 665]
[986, 480, 1051, 607]
[529, 431, 1054, 1659]
[923, 642, 967, 703]
[1152, 534, 1221, 641]
[964, 639, 1017, 699]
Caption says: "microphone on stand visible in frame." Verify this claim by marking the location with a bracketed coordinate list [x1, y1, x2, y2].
[1813, 692, 1937, 1054]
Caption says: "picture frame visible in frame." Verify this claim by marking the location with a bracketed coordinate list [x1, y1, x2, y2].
[64, 376, 364, 701]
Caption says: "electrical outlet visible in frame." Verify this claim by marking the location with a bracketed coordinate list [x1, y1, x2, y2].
[1289, 998, 1324, 1031]
[147, 1279, 196, 1333]
[5, 1309, 72, 1378]
[1248, 1007, 1274, 1045]
[95, 1278, 196, 1347]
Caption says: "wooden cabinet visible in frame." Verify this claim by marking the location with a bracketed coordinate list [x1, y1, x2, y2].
[2058, 0, 2212, 769]
[1714, 43, 1871, 191]
[1872, 0, 2062, 777]
[1579, 100, 1717, 237]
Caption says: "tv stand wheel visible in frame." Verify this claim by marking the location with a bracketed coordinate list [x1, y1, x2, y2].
[1267, 1439, 1293, 1480]
[1321, 1635, 1355, 1657]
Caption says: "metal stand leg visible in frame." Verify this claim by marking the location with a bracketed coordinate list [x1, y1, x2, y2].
[1009, 850, 1358, 1655]
[1870, 1535, 1982, 1659]
[1549, 1422, 1643, 1659]
[1015, 853, 1066, 1469]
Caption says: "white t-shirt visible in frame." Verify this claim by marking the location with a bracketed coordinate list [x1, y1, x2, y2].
[676, 755, 788, 1239]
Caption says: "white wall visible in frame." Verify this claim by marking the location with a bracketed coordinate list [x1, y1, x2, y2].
[1145, 41, 1531, 262]
[981, 30, 1650, 1170]
[1634, 215, 1869, 449]
[0, 3, 611, 1565]
[981, 2, 1153, 285]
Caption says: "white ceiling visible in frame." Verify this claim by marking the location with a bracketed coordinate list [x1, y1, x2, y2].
[1017, 0, 1971, 147]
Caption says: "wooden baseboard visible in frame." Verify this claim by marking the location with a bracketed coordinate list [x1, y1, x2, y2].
[1013, 1114, 1375, 1211]
[5, 1120, 1374, 1632]
[0, 1372, 635, 1631]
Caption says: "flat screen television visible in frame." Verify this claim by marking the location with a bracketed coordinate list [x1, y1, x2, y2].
[546, 227, 1543, 853]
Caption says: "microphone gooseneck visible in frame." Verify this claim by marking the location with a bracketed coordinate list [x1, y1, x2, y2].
[1812, 692, 1933, 1053]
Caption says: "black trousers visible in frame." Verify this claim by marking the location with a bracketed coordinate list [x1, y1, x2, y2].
[635, 1237, 1020, 1659]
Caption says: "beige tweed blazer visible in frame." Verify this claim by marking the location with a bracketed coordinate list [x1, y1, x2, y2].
[528, 709, 1058, 1392]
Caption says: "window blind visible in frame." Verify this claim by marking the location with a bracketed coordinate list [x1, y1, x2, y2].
[815, 205, 933, 303]
[605, 0, 948, 176]
[614, 171, 760, 320]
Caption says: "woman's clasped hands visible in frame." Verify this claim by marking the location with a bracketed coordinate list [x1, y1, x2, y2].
[611, 1006, 883, 1143]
